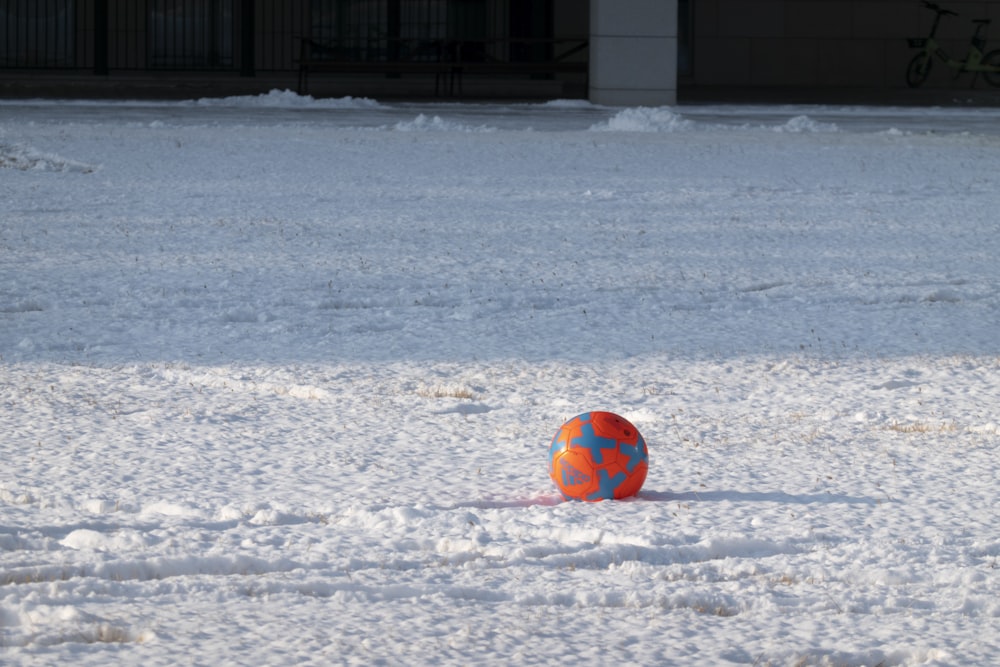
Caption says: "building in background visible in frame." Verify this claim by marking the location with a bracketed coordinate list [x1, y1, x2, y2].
[1, 1, 997, 104]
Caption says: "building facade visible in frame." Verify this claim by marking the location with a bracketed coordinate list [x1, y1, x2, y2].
[0, 0, 600, 98]
[2, 1, 996, 103]
[688, 0, 1000, 91]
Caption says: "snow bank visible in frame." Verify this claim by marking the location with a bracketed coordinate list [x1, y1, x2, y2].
[588, 107, 841, 133]
[773, 114, 840, 133]
[589, 106, 693, 131]
[392, 113, 497, 132]
[191, 88, 384, 109]
[0, 137, 96, 172]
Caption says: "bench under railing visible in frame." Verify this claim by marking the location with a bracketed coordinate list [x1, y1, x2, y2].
[296, 36, 589, 96]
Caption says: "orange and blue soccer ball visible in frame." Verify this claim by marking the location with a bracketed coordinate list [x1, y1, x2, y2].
[548, 411, 649, 501]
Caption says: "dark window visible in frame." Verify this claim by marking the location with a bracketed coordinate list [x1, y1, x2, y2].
[309, 0, 443, 62]
[0, 0, 77, 68]
[509, 0, 551, 62]
[308, 1, 552, 63]
[149, 0, 234, 69]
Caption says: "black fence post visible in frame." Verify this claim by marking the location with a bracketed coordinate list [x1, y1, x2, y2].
[387, 0, 401, 67]
[241, 0, 256, 77]
[94, 0, 109, 75]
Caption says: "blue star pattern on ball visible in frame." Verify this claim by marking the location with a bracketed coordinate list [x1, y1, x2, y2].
[587, 468, 627, 501]
[569, 420, 619, 464]
[547, 436, 564, 465]
[618, 438, 648, 473]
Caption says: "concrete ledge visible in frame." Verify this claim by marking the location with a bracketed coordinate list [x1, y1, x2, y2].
[589, 0, 678, 106]
[592, 0, 675, 37]
[590, 36, 677, 91]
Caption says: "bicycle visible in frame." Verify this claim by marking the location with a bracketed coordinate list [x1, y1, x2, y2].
[906, 1, 1000, 88]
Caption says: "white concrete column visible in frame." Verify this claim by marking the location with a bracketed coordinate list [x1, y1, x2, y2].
[589, 0, 677, 106]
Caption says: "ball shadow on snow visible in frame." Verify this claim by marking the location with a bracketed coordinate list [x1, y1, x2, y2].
[638, 489, 877, 506]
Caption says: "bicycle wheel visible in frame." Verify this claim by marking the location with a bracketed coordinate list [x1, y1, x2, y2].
[982, 49, 1000, 87]
[906, 52, 933, 87]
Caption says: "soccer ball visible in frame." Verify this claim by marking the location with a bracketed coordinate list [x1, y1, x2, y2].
[548, 411, 649, 501]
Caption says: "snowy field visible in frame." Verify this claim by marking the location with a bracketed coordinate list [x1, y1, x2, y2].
[2, 90, 1000, 666]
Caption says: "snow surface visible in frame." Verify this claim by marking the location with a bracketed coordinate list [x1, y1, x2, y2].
[2, 91, 1000, 666]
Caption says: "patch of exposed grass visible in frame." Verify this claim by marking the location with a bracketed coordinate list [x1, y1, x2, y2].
[415, 384, 479, 400]
[884, 421, 958, 434]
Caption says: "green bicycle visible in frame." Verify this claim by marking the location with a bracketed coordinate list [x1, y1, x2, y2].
[906, 1, 1000, 87]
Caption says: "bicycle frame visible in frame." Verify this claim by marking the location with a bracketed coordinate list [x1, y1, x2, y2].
[912, 35, 994, 72]
[906, 2, 1000, 86]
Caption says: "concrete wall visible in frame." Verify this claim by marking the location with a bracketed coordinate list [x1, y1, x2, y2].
[589, 0, 677, 105]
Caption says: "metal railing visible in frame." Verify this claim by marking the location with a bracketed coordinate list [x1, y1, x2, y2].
[1, 0, 78, 68]
[1, 0, 243, 71]
[1, 0, 570, 75]
[147, 0, 234, 69]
